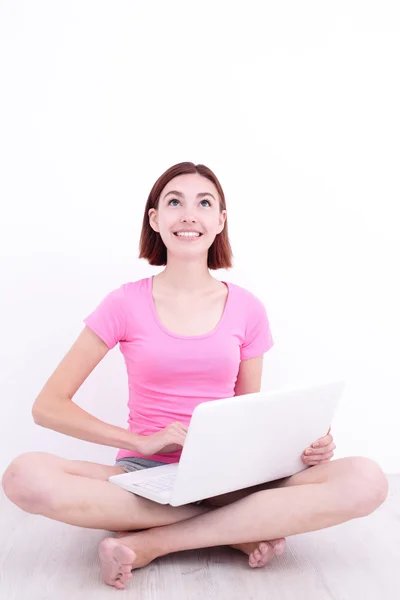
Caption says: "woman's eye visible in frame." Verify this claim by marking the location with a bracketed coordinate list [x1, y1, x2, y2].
[168, 198, 211, 207]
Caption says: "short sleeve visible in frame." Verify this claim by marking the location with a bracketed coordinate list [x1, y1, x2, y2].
[240, 295, 274, 361]
[83, 285, 126, 349]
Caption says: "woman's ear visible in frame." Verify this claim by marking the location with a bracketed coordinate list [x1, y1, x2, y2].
[217, 209, 227, 233]
[148, 208, 159, 232]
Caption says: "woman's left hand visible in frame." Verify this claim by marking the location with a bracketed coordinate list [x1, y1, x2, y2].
[302, 428, 336, 466]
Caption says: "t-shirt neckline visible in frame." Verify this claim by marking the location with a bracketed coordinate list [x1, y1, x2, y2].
[148, 275, 231, 340]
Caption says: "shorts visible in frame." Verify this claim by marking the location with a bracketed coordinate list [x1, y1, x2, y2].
[114, 456, 203, 505]
[114, 456, 168, 473]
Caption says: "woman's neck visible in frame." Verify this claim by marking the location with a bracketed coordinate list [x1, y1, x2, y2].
[154, 256, 217, 294]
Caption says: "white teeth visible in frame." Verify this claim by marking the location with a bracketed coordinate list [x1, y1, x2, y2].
[176, 232, 200, 237]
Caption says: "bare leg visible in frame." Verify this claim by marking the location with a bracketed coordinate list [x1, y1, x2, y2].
[2, 451, 281, 566]
[202, 482, 288, 566]
[1, 452, 210, 530]
[101, 457, 388, 589]
[117, 481, 289, 568]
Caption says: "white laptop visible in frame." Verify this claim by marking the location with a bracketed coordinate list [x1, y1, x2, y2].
[109, 380, 345, 506]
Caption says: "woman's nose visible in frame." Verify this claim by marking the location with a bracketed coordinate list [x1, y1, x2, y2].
[181, 214, 197, 223]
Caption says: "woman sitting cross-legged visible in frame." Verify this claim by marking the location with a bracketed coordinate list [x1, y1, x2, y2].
[2, 161, 388, 590]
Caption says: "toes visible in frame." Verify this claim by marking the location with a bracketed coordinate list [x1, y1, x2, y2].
[259, 542, 269, 555]
[249, 541, 284, 569]
[254, 549, 262, 562]
[99, 538, 136, 589]
[119, 571, 133, 586]
[269, 538, 286, 556]
[108, 574, 125, 590]
[259, 545, 274, 566]
[114, 580, 125, 590]
[120, 565, 132, 575]
[248, 553, 258, 567]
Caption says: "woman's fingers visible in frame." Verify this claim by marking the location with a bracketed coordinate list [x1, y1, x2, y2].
[303, 451, 335, 464]
[175, 421, 188, 433]
[305, 442, 336, 456]
[312, 433, 333, 448]
[174, 424, 187, 444]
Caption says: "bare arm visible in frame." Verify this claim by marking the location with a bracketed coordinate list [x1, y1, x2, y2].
[32, 326, 141, 452]
[234, 355, 264, 396]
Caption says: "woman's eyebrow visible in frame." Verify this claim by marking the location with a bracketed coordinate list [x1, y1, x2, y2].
[164, 190, 216, 201]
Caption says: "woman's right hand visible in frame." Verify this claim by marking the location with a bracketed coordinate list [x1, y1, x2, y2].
[137, 422, 188, 456]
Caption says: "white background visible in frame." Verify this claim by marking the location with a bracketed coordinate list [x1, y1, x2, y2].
[0, 1, 399, 475]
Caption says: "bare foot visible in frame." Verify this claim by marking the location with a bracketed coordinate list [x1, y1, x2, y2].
[232, 537, 286, 568]
[99, 536, 156, 590]
[114, 530, 286, 570]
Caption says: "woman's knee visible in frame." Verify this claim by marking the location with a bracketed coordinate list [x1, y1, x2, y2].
[2, 452, 62, 512]
[341, 456, 389, 517]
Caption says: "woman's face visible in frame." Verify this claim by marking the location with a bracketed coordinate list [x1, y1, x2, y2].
[149, 173, 226, 259]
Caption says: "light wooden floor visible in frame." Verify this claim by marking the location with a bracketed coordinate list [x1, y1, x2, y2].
[0, 476, 399, 599]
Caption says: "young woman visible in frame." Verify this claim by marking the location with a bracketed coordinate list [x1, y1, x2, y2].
[2, 162, 388, 590]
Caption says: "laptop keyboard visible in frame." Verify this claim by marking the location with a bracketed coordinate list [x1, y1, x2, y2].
[131, 473, 177, 493]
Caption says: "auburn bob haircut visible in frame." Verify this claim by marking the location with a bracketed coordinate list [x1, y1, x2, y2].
[139, 162, 233, 270]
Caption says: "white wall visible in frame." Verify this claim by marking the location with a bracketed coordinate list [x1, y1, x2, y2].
[1, 1, 399, 475]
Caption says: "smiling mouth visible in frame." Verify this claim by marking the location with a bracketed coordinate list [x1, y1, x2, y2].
[173, 232, 203, 237]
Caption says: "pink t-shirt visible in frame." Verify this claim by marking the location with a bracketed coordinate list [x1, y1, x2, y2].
[83, 276, 274, 463]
